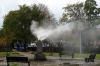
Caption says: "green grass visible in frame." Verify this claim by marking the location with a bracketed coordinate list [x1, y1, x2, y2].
[74, 53, 100, 60]
[96, 64, 100, 66]
[0, 52, 7, 57]
[74, 53, 89, 58]
[10, 51, 22, 56]
[11, 63, 19, 66]
[96, 54, 100, 60]
[0, 51, 22, 57]
[0, 51, 100, 60]
[44, 52, 59, 56]
[44, 52, 100, 60]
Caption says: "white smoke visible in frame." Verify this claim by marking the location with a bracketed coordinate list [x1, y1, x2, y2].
[30, 20, 72, 40]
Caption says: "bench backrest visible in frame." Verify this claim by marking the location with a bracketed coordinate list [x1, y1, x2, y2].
[6, 56, 30, 66]
[6, 57, 28, 62]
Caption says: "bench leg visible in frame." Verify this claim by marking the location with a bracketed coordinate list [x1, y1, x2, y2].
[7, 62, 9, 66]
[28, 62, 30, 66]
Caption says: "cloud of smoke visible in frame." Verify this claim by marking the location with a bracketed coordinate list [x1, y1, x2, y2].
[30, 20, 72, 41]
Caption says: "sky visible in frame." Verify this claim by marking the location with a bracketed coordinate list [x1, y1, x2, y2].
[0, 0, 100, 28]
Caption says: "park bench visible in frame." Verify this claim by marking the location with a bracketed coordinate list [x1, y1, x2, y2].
[6, 56, 30, 66]
[85, 54, 96, 62]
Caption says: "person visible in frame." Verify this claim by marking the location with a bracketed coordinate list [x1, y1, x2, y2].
[16, 41, 20, 51]
[72, 53, 74, 58]
[59, 52, 62, 60]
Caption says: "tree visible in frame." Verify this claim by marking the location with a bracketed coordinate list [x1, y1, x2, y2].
[3, 4, 52, 44]
[60, 2, 85, 22]
[0, 29, 13, 52]
[84, 0, 98, 27]
[83, 0, 100, 52]
[3, 4, 55, 60]
[61, 0, 100, 26]
[61, 0, 100, 53]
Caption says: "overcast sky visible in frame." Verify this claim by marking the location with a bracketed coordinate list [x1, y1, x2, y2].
[0, 0, 100, 28]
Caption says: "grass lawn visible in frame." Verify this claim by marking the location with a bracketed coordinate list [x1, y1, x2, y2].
[74, 53, 89, 58]
[96, 54, 100, 60]
[11, 63, 19, 66]
[75, 53, 100, 60]
[44, 52, 100, 60]
[0, 51, 100, 60]
[44, 52, 59, 56]
[0, 51, 22, 57]
[37, 52, 100, 60]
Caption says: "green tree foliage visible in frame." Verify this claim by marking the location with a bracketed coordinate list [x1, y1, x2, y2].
[0, 29, 13, 49]
[61, 0, 100, 26]
[84, 0, 100, 27]
[2, 4, 53, 45]
[61, 2, 84, 22]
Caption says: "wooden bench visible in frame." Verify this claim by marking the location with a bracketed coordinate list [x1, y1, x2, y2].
[6, 56, 30, 66]
[85, 54, 96, 62]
